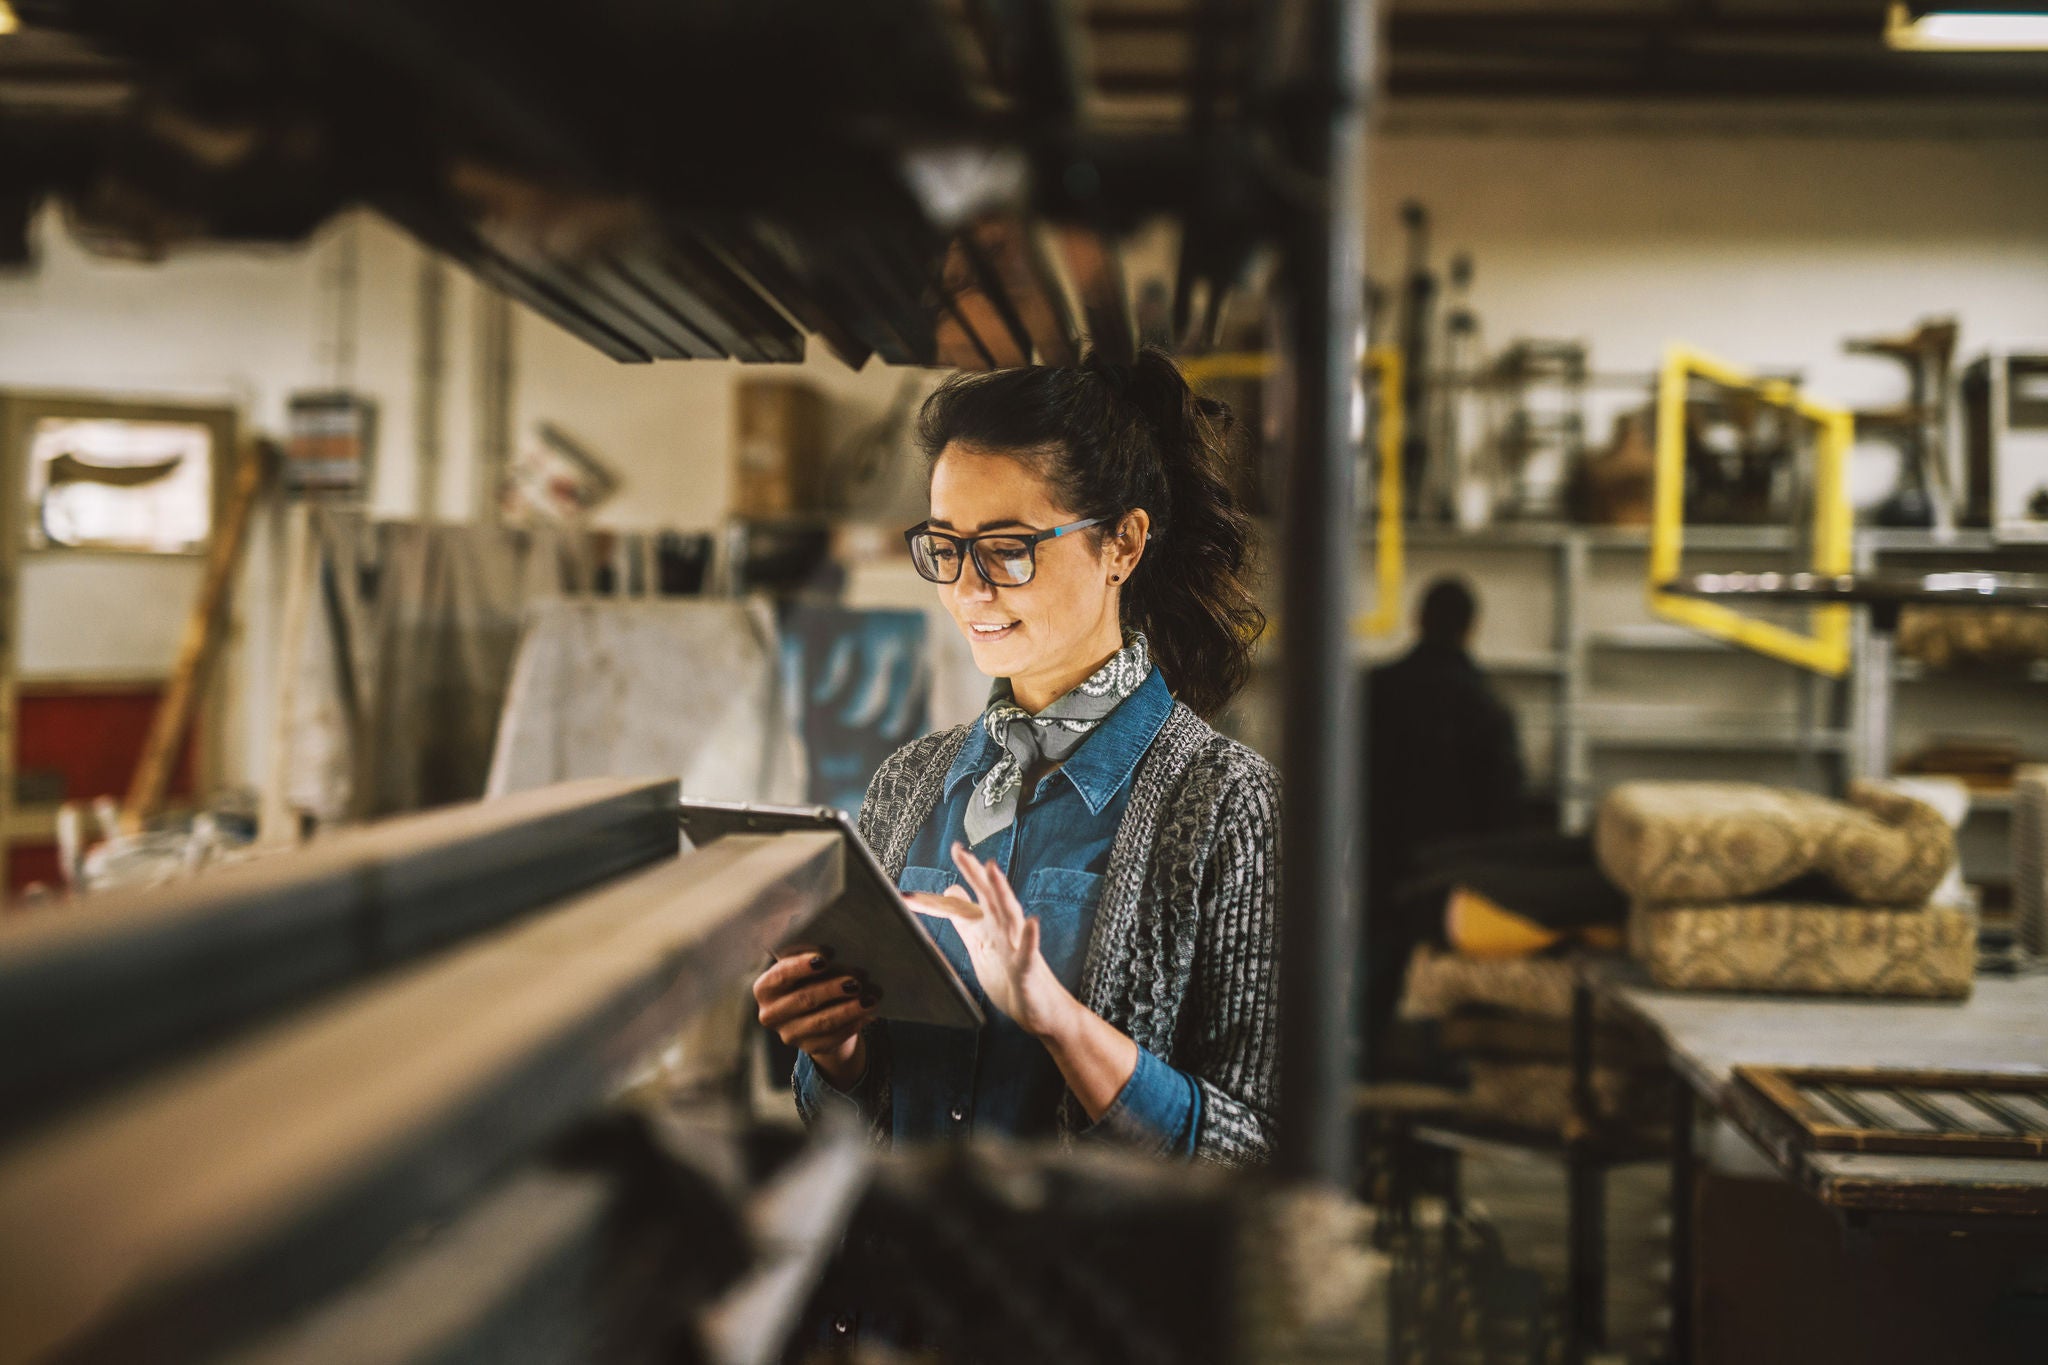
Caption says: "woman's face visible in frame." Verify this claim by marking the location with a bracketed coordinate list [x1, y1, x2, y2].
[927, 443, 1144, 709]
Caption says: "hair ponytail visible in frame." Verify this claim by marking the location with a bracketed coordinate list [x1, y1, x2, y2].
[915, 346, 1266, 717]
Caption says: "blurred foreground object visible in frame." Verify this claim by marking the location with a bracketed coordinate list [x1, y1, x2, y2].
[0, 777, 1392, 1365]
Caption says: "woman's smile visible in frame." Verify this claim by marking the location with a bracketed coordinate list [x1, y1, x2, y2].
[966, 619, 1021, 643]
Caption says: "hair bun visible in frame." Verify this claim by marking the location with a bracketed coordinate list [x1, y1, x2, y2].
[1106, 347, 1195, 453]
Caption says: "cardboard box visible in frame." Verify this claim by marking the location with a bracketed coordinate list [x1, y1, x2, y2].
[733, 378, 825, 519]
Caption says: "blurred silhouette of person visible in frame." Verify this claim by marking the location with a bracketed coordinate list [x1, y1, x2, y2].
[1361, 576, 1526, 1072]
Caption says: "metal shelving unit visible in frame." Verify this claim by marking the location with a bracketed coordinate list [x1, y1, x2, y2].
[1363, 524, 2048, 838]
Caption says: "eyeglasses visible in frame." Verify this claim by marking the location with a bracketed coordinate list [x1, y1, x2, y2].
[903, 517, 1106, 588]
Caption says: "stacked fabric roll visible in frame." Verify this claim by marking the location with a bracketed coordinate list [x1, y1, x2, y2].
[1398, 947, 1667, 1136]
[1594, 781, 1972, 1000]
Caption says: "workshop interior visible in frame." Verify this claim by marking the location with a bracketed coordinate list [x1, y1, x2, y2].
[1, 1, 2047, 1362]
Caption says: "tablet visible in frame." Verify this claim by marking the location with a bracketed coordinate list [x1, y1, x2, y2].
[677, 799, 984, 1031]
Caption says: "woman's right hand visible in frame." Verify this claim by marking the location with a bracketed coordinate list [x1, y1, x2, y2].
[753, 949, 879, 1091]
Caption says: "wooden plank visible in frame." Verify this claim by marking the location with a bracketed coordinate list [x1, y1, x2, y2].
[935, 234, 1030, 371]
[1807, 1151, 2048, 1219]
[258, 502, 315, 845]
[967, 215, 1080, 365]
[121, 437, 271, 831]
[1057, 226, 1136, 361]
[0, 776, 680, 1128]
[1603, 975, 2048, 1108]
[1734, 1065, 2048, 1160]
[1922, 1089, 2019, 1135]
[0, 831, 841, 1365]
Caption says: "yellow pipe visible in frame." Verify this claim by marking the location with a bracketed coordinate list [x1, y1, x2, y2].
[1359, 345, 1405, 637]
[1183, 346, 1407, 644]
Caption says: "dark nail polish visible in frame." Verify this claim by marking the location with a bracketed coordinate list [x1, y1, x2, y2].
[842, 978, 861, 995]
[809, 954, 827, 972]
[861, 992, 879, 1008]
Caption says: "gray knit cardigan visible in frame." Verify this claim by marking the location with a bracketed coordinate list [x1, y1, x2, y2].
[795, 701, 1282, 1167]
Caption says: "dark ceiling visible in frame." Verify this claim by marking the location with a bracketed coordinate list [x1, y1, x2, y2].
[0, 2, 2038, 370]
[1083, 0, 2048, 104]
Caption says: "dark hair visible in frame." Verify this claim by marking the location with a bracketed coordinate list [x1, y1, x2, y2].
[1419, 576, 1477, 647]
[915, 347, 1265, 717]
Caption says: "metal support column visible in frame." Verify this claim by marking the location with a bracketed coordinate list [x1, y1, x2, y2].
[1276, 0, 1372, 1187]
[1667, 1078, 1697, 1365]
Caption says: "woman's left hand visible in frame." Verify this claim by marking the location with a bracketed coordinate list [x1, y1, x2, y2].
[905, 842, 1077, 1039]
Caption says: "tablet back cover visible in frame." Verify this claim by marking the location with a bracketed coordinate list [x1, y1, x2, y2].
[679, 802, 982, 1030]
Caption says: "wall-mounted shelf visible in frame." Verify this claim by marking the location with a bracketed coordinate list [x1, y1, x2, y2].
[1895, 660, 2048, 684]
[1590, 625, 1740, 653]
[1360, 526, 2046, 856]
[1358, 648, 1565, 676]
[1582, 722, 1853, 754]
[1368, 523, 2024, 555]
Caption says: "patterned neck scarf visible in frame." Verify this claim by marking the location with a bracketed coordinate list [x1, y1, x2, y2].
[963, 633, 1153, 847]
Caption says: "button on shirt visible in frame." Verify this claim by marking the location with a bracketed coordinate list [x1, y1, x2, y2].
[797, 667, 1201, 1156]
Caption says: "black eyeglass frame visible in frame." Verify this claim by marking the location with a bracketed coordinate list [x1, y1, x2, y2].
[902, 516, 1108, 587]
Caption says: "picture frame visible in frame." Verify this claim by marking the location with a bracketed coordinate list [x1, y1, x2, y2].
[1, 391, 237, 558]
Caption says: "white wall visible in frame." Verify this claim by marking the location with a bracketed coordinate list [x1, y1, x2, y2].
[0, 208, 923, 797]
[1366, 127, 2048, 437]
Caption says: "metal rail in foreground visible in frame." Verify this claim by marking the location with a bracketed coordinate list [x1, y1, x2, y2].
[0, 830, 843, 1365]
[1277, 0, 1372, 1187]
[0, 776, 682, 1132]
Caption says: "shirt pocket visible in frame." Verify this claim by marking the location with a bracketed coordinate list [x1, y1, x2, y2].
[1020, 867, 1105, 913]
[897, 866, 973, 984]
[1019, 868, 1105, 985]
[899, 866, 961, 899]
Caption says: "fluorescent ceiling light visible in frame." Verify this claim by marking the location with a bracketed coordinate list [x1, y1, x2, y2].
[1886, 3, 2048, 49]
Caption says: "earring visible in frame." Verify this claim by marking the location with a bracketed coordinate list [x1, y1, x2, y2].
[1110, 575, 1120, 583]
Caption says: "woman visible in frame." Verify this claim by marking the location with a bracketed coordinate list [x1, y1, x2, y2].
[753, 348, 1280, 1166]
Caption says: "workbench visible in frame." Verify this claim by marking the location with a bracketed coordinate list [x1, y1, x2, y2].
[1599, 968, 2048, 1364]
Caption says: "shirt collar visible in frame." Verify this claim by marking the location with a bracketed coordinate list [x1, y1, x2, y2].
[943, 667, 1175, 815]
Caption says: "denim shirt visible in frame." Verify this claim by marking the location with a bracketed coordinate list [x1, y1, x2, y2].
[796, 667, 1201, 1155]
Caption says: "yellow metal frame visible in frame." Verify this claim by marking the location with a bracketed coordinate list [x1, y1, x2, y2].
[1650, 344, 1854, 676]
[1182, 346, 1405, 639]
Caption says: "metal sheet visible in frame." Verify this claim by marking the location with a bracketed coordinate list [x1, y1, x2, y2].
[219, 1169, 616, 1365]
[0, 776, 681, 1131]
[0, 831, 841, 1365]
